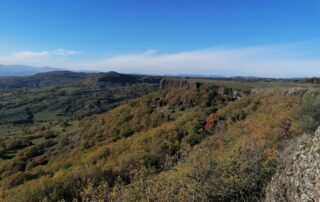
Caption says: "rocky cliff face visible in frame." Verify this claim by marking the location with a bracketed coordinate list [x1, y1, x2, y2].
[265, 128, 320, 202]
[160, 79, 249, 98]
[160, 79, 204, 90]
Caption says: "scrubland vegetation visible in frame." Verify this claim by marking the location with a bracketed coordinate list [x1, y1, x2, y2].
[0, 73, 319, 201]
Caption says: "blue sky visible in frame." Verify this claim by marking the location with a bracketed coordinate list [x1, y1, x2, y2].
[0, 0, 320, 77]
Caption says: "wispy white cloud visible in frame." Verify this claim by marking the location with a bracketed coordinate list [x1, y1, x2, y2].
[12, 51, 51, 60]
[0, 48, 81, 65]
[53, 48, 82, 56]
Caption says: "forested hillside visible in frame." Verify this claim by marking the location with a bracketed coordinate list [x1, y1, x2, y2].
[1, 75, 319, 201]
[0, 71, 160, 124]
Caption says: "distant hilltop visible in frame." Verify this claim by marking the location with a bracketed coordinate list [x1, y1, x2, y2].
[0, 70, 162, 89]
[0, 64, 63, 77]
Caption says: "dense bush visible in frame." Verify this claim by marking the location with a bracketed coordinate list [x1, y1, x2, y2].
[296, 96, 320, 134]
[5, 138, 32, 150]
[0, 143, 6, 158]
[103, 94, 301, 201]
[0, 90, 303, 202]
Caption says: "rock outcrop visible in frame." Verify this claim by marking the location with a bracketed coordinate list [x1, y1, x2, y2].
[265, 128, 320, 202]
[160, 79, 249, 99]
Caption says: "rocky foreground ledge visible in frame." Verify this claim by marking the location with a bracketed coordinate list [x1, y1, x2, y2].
[265, 127, 320, 201]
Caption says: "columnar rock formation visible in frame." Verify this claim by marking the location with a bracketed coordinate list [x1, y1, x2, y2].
[160, 79, 249, 99]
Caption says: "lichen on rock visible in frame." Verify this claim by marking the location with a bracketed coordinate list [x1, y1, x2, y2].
[265, 127, 320, 202]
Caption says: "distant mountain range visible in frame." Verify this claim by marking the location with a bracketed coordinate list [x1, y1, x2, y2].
[0, 64, 63, 77]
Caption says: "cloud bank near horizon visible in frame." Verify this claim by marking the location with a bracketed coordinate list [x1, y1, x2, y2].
[0, 48, 81, 64]
[0, 44, 320, 78]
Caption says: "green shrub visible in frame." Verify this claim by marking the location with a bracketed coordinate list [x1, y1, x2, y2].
[296, 96, 320, 134]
